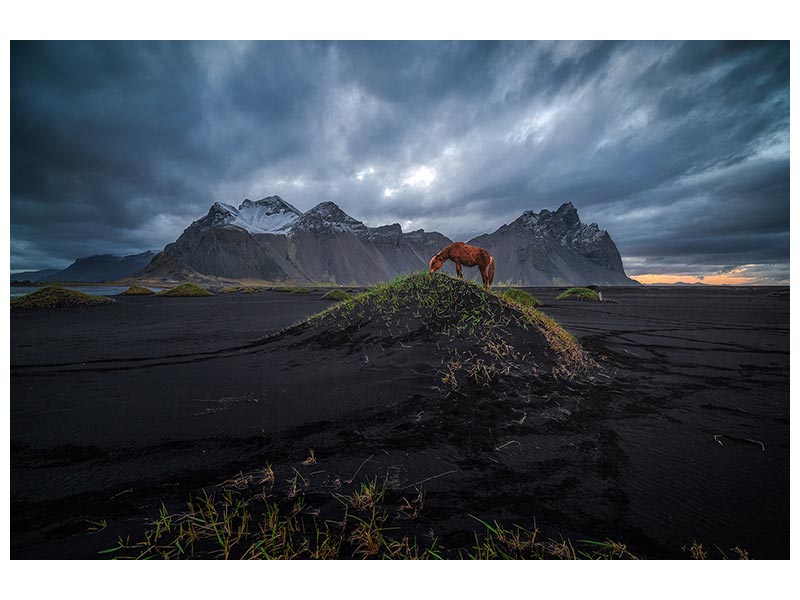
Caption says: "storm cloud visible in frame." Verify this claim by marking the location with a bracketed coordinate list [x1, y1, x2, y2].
[10, 41, 789, 283]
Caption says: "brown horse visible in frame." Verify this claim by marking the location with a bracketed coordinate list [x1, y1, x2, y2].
[429, 242, 495, 289]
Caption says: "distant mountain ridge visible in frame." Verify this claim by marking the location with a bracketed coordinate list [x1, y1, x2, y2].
[646, 281, 710, 286]
[135, 196, 637, 286]
[10, 269, 61, 282]
[40, 251, 156, 282]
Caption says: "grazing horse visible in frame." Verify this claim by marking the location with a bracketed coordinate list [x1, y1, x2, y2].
[429, 242, 495, 289]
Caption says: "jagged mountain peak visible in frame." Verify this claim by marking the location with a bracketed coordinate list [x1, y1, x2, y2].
[520, 202, 580, 229]
[239, 195, 301, 215]
[210, 201, 237, 215]
[291, 202, 368, 235]
[517, 202, 613, 248]
[304, 201, 356, 220]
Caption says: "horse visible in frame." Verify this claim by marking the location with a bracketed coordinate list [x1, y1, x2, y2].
[429, 242, 495, 289]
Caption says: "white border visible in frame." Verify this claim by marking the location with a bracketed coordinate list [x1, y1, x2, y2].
[2, 1, 795, 598]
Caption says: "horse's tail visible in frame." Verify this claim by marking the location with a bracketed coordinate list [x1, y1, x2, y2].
[487, 255, 495, 288]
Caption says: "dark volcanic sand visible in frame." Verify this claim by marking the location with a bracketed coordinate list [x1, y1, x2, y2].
[10, 286, 789, 558]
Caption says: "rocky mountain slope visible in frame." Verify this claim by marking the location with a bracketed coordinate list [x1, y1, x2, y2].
[138, 197, 449, 285]
[135, 196, 636, 286]
[468, 203, 635, 286]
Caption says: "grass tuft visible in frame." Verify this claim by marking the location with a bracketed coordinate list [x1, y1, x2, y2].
[11, 285, 115, 310]
[556, 287, 600, 301]
[156, 283, 213, 297]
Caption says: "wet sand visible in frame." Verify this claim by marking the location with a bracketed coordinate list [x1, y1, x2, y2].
[10, 286, 789, 558]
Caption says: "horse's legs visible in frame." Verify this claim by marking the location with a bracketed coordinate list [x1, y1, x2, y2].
[455, 260, 463, 278]
[479, 265, 488, 288]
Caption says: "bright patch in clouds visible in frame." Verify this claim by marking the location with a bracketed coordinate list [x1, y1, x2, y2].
[404, 166, 436, 188]
[383, 187, 396, 198]
[356, 166, 375, 181]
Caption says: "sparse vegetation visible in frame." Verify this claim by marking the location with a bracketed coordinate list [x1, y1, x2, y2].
[556, 287, 600, 301]
[321, 289, 351, 301]
[338, 477, 385, 511]
[302, 449, 317, 466]
[156, 283, 213, 297]
[465, 516, 640, 559]
[100, 469, 742, 560]
[297, 272, 585, 386]
[274, 285, 312, 294]
[11, 285, 115, 310]
[120, 285, 155, 296]
[519, 306, 585, 378]
[218, 285, 267, 294]
[498, 288, 541, 308]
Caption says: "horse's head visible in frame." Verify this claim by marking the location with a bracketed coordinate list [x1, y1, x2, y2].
[429, 254, 445, 273]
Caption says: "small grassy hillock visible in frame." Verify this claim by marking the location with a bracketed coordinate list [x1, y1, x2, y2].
[556, 287, 600, 301]
[299, 272, 585, 385]
[11, 286, 115, 310]
[321, 289, 351, 301]
[120, 285, 156, 296]
[156, 283, 213, 297]
[498, 288, 541, 308]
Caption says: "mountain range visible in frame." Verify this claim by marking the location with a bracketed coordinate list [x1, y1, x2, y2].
[13, 197, 637, 286]
[135, 196, 637, 286]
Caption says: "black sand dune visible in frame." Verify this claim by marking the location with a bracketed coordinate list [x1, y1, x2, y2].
[10, 279, 789, 558]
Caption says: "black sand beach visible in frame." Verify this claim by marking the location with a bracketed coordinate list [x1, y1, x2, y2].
[10, 283, 789, 558]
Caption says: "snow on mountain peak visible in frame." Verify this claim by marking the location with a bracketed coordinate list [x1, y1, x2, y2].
[199, 196, 302, 234]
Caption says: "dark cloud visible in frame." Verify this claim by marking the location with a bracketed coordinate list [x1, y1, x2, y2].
[10, 41, 789, 283]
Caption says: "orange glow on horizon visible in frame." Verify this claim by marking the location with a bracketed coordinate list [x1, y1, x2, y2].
[631, 273, 760, 286]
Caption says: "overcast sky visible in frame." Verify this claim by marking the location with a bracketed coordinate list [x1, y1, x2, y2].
[10, 41, 789, 283]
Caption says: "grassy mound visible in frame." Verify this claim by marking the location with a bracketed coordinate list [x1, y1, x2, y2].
[156, 283, 213, 297]
[11, 286, 115, 310]
[498, 288, 541, 308]
[556, 287, 600, 301]
[321, 289, 351, 301]
[120, 285, 155, 296]
[298, 272, 584, 385]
